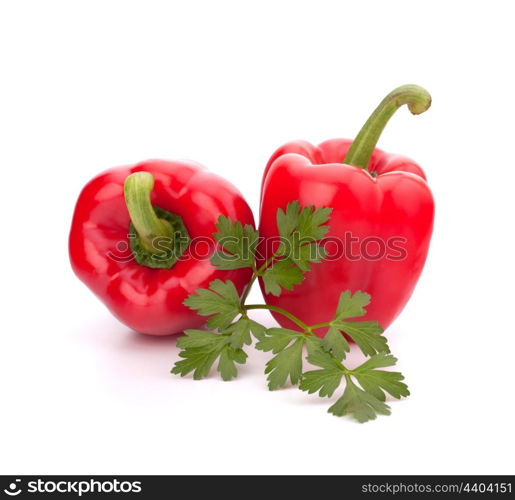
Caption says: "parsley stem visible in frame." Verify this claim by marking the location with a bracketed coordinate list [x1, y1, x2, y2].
[308, 321, 332, 330]
[244, 304, 310, 331]
[239, 266, 258, 307]
[256, 250, 283, 276]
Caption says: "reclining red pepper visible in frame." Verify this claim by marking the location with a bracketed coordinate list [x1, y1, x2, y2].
[69, 160, 254, 335]
[258, 85, 435, 334]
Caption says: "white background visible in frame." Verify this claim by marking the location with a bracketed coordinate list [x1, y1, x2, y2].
[1, 0, 514, 475]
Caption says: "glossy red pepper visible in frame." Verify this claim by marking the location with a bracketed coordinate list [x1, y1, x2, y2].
[259, 85, 435, 335]
[69, 160, 254, 335]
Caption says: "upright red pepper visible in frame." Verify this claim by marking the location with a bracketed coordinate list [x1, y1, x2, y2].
[259, 85, 434, 334]
[70, 160, 254, 335]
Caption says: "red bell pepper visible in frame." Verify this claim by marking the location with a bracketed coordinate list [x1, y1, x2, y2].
[259, 85, 434, 334]
[69, 160, 254, 335]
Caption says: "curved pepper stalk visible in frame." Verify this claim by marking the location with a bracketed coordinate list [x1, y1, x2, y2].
[124, 172, 190, 269]
[344, 84, 431, 170]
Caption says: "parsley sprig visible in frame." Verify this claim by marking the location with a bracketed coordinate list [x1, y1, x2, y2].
[172, 202, 409, 423]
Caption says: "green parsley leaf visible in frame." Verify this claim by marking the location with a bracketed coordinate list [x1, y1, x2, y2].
[300, 339, 345, 397]
[211, 216, 259, 270]
[353, 351, 400, 370]
[171, 329, 247, 381]
[322, 291, 389, 358]
[296, 204, 332, 240]
[255, 328, 306, 390]
[224, 317, 267, 349]
[264, 338, 305, 390]
[333, 290, 371, 319]
[277, 201, 332, 241]
[290, 241, 327, 272]
[301, 344, 408, 422]
[321, 326, 350, 361]
[261, 202, 331, 296]
[305, 336, 342, 368]
[276, 200, 302, 239]
[217, 345, 248, 381]
[352, 353, 409, 401]
[171, 345, 220, 380]
[328, 377, 391, 423]
[261, 258, 304, 296]
[175, 329, 222, 349]
[183, 279, 241, 330]
[255, 328, 305, 353]
[335, 321, 388, 357]
[275, 202, 332, 273]
[300, 369, 344, 398]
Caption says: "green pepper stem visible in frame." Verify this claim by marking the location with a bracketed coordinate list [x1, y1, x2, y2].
[344, 84, 432, 170]
[124, 172, 174, 253]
